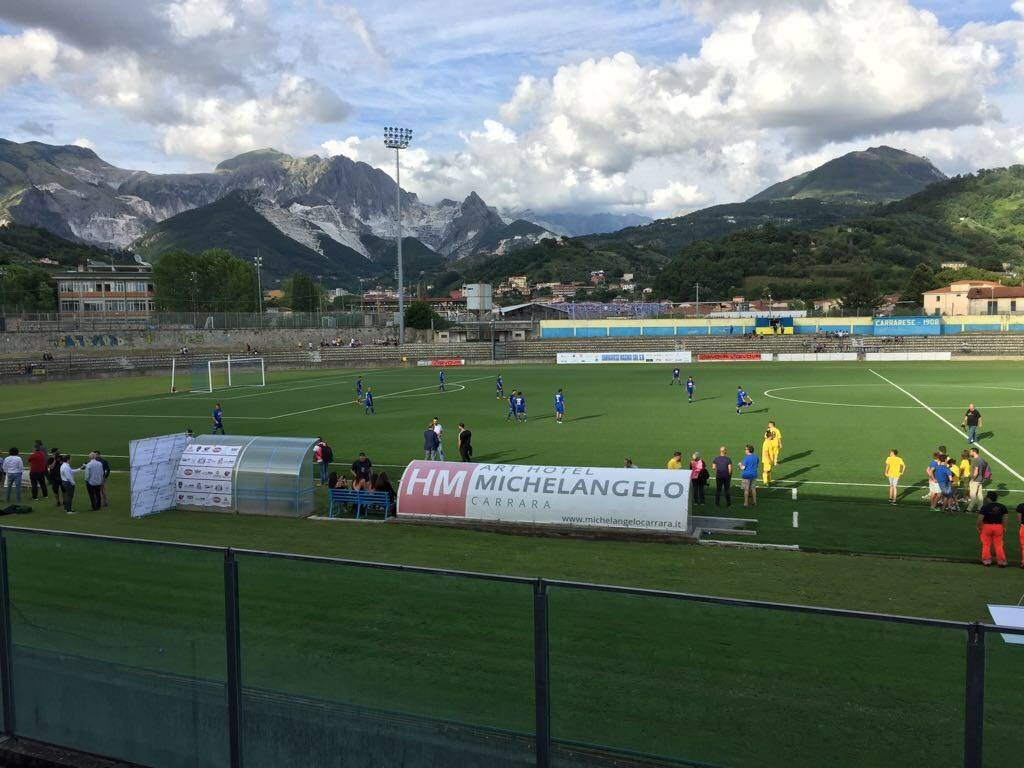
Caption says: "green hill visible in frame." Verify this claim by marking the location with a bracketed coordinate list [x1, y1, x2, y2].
[133, 192, 383, 288]
[747, 146, 947, 204]
[654, 166, 1024, 303]
[0, 223, 126, 267]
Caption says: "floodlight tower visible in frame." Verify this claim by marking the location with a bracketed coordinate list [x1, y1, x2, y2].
[384, 126, 413, 344]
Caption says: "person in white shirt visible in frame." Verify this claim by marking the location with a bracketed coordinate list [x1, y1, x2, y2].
[84, 452, 105, 511]
[432, 418, 446, 461]
[59, 454, 82, 514]
[3, 448, 24, 504]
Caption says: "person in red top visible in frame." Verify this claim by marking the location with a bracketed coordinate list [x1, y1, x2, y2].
[28, 441, 48, 500]
[1017, 503, 1024, 569]
[977, 491, 1008, 567]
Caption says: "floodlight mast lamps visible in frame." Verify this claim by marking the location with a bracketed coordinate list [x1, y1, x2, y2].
[254, 253, 264, 329]
[384, 126, 413, 344]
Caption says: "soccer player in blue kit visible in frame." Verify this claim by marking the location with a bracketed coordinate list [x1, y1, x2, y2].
[515, 392, 527, 422]
[506, 391, 517, 422]
[686, 376, 695, 403]
[355, 375, 363, 403]
[671, 367, 681, 385]
[439, 369, 446, 391]
[736, 386, 753, 414]
[364, 388, 375, 415]
[554, 389, 565, 423]
[496, 374, 504, 399]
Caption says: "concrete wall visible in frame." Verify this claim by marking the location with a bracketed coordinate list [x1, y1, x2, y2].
[0, 326, 434, 356]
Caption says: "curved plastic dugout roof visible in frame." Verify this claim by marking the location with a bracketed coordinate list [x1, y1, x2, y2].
[191, 434, 318, 517]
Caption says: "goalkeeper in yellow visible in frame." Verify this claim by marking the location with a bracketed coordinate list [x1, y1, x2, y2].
[761, 423, 782, 485]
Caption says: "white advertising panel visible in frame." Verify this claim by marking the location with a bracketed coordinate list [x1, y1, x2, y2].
[397, 461, 691, 533]
[173, 443, 242, 510]
[557, 351, 693, 365]
[130, 433, 191, 518]
[987, 605, 1024, 645]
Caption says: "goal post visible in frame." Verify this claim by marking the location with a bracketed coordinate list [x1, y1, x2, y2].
[178, 355, 266, 393]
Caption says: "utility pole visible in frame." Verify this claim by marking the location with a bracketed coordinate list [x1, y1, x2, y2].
[695, 282, 701, 319]
[254, 253, 263, 330]
[384, 126, 413, 344]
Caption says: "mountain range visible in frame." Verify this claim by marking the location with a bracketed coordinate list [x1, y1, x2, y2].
[0, 140, 563, 284]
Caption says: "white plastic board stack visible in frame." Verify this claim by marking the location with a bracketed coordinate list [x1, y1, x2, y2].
[174, 443, 240, 509]
[130, 433, 191, 518]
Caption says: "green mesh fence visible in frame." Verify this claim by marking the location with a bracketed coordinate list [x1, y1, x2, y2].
[236, 554, 537, 767]
[5, 532, 228, 768]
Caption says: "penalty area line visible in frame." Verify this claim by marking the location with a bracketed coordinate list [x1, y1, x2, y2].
[869, 368, 1024, 484]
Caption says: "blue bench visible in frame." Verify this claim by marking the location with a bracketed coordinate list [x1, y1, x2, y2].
[328, 489, 393, 519]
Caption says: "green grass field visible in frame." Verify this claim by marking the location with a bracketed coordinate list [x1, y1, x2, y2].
[2, 361, 1024, 767]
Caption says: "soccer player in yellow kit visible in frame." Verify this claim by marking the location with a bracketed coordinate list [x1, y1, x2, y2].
[767, 421, 783, 461]
[761, 428, 778, 486]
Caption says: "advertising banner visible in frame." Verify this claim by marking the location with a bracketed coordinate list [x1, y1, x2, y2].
[397, 461, 691, 533]
[173, 443, 242, 511]
[556, 351, 692, 365]
[129, 433, 191, 518]
[416, 359, 466, 367]
[696, 353, 766, 361]
[872, 316, 941, 336]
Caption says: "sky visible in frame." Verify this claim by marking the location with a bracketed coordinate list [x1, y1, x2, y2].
[1, 0, 1024, 217]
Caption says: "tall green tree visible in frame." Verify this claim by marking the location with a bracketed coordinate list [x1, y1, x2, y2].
[152, 249, 258, 312]
[404, 300, 450, 330]
[839, 273, 883, 315]
[0, 264, 56, 311]
[283, 272, 322, 312]
[899, 263, 939, 304]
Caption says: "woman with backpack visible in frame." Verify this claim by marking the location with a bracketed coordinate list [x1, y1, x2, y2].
[690, 451, 708, 505]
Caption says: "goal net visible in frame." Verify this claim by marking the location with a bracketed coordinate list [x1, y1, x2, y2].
[172, 356, 266, 393]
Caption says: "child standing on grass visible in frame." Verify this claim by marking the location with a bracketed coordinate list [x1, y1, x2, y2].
[884, 449, 905, 505]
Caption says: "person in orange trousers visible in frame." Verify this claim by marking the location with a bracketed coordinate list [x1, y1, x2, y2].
[1017, 503, 1024, 569]
[977, 491, 1008, 567]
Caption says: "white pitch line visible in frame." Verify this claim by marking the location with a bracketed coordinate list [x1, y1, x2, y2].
[270, 375, 492, 419]
[869, 368, 1024, 483]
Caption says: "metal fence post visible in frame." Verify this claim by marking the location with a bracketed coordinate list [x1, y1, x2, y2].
[0, 531, 15, 736]
[963, 622, 985, 768]
[224, 549, 244, 768]
[533, 579, 552, 768]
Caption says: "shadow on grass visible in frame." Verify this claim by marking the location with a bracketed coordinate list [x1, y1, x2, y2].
[781, 450, 813, 464]
[977, 431, 994, 441]
[569, 414, 606, 423]
[473, 451, 538, 463]
[779, 464, 819, 481]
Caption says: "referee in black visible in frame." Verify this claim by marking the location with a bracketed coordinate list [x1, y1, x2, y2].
[457, 423, 473, 462]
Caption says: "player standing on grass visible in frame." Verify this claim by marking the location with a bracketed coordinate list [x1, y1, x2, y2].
[760, 429, 777, 486]
[516, 391, 527, 423]
[212, 403, 225, 434]
[686, 376, 695, 403]
[506, 390, 517, 422]
[671, 367, 681, 385]
[364, 388, 374, 415]
[496, 374, 504, 399]
[884, 449, 905, 504]
[766, 420, 782, 461]
[736, 386, 753, 415]
[439, 369, 446, 392]
[355, 375, 363, 403]
[554, 389, 565, 423]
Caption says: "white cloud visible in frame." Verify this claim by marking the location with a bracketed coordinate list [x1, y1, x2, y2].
[321, 135, 362, 159]
[165, 0, 236, 39]
[162, 75, 350, 161]
[70, 137, 96, 151]
[0, 29, 65, 88]
[649, 181, 708, 213]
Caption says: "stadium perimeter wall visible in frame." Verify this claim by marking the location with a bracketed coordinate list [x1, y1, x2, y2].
[539, 315, 1016, 337]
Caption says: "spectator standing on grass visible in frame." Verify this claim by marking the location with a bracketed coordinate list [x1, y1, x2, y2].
[351, 452, 373, 490]
[962, 404, 983, 444]
[423, 423, 440, 460]
[84, 452, 105, 511]
[47, 448, 62, 506]
[977, 491, 1008, 567]
[28, 442, 48, 501]
[432, 418, 446, 461]
[667, 451, 684, 470]
[740, 445, 759, 508]
[689, 451, 707, 505]
[97, 451, 110, 507]
[212, 402, 225, 435]
[712, 447, 732, 508]
[60, 455, 80, 514]
[968, 448, 989, 513]
[458, 423, 473, 462]
[314, 438, 327, 486]
[1016, 503, 1024, 569]
[3, 449, 24, 504]
[883, 449, 905, 505]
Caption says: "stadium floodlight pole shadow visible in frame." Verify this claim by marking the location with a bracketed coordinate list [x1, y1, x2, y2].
[384, 126, 413, 345]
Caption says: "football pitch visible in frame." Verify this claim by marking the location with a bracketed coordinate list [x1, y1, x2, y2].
[2, 360, 1024, 767]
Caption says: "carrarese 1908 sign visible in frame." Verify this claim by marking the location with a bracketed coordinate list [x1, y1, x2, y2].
[397, 461, 691, 533]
